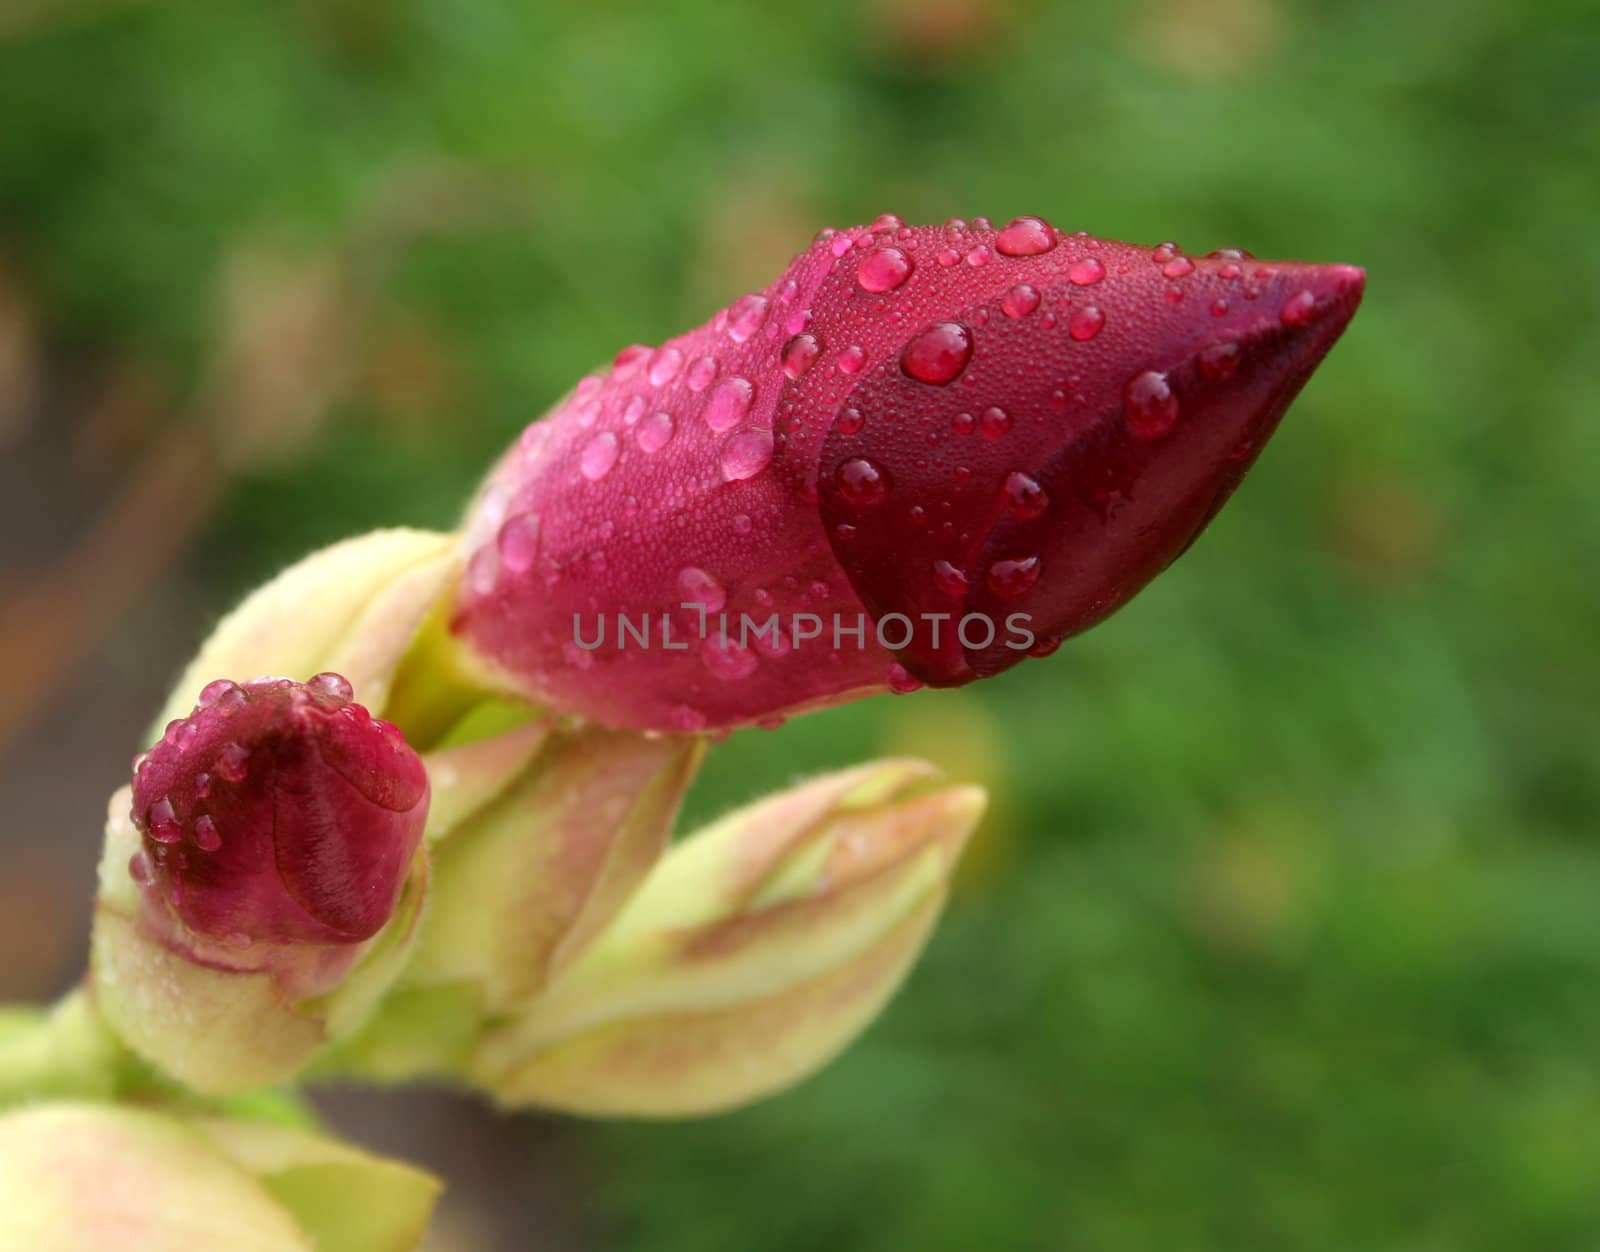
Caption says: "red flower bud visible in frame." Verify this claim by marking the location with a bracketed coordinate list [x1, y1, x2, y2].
[454, 217, 1363, 732]
[129, 673, 429, 949]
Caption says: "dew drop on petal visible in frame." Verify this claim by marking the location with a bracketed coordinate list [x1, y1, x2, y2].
[704, 376, 755, 431]
[1123, 370, 1180, 438]
[952, 411, 976, 436]
[1068, 257, 1106, 286]
[995, 216, 1055, 257]
[636, 409, 675, 453]
[1002, 471, 1049, 519]
[836, 344, 866, 374]
[1281, 289, 1318, 325]
[580, 431, 620, 480]
[128, 851, 152, 885]
[622, 394, 646, 425]
[857, 247, 914, 293]
[147, 797, 181, 844]
[836, 458, 890, 507]
[728, 294, 769, 342]
[1197, 341, 1241, 382]
[980, 406, 1012, 438]
[965, 245, 992, 267]
[936, 247, 960, 267]
[678, 567, 727, 613]
[1068, 306, 1105, 341]
[687, 356, 718, 392]
[901, 322, 973, 385]
[987, 556, 1041, 599]
[886, 663, 923, 694]
[720, 429, 775, 481]
[701, 635, 758, 681]
[214, 742, 251, 783]
[932, 559, 969, 597]
[308, 672, 354, 703]
[782, 333, 821, 379]
[193, 814, 222, 852]
[836, 406, 865, 435]
[1002, 284, 1041, 318]
[196, 679, 242, 709]
[497, 513, 542, 572]
[647, 346, 684, 386]
[1162, 255, 1196, 279]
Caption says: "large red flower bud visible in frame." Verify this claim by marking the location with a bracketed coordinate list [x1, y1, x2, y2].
[454, 216, 1363, 732]
[129, 673, 429, 948]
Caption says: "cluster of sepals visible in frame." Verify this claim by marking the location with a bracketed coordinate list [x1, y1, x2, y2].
[0, 214, 1359, 1250]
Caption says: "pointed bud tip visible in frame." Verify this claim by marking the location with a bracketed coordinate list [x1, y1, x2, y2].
[129, 673, 429, 947]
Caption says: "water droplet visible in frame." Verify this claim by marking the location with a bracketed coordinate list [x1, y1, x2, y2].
[980, 406, 1012, 438]
[128, 851, 152, 885]
[782, 333, 821, 379]
[1197, 341, 1241, 382]
[1280, 289, 1318, 325]
[147, 797, 181, 844]
[830, 233, 856, 258]
[1124, 370, 1180, 438]
[621, 394, 646, 426]
[1153, 242, 1179, 264]
[1068, 306, 1105, 341]
[720, 429, 775, 481]
[162, 719, 186, 748]
[1002, 471, 1049, 519]
[704, 376, 755, 432]
[836, 458, 890, 508]
[952, 411, 976, 436]
[580, 431, 620, 480]
[194, 771, 212, 800]
[702, 636, 758, 681]
[836, 406, 865, 435]
[836, 344, 866, 374]
[901, 321, 973, 385]
[1210, 299, 1230, 317]
[613, 344, 650, 377]
[1068, 257, 1106, 286]
[636, 410, 675, 453]
[687, 356, 717, 391]
[886, 663, 923, 694]
[995, 216, 1055, 257]
[733, 513, 753, 535]
[193, 814, 222, 852]
[1002, 284, 1041, 318]
[647, 346, 683, 386]
[214, 742, 250, 783]
[1162, 255, 1195, 279]
[196, 679, 242, 709]
[908, 504, 928, 527]
[1207, 247, 1252, 260]
[308, 672, 354, 702]
[678, 567, 727, 613]
[987, 556, 1041, 599]
[871, 212, 905, 232]
[728, 294, 769, 342]
[857, 247, 914, 293]
[932, 559, 969, 597]
[965, 245, 992, 267]
[497, 514, 542, 571]
[936, 247, 960, 267]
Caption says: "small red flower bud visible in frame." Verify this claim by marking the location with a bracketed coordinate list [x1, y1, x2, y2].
[128, 673, 429, 947]
[454, 217, 1363, 731]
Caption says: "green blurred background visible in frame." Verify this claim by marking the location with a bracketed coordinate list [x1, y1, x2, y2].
[2, 0, 1597, 1248]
